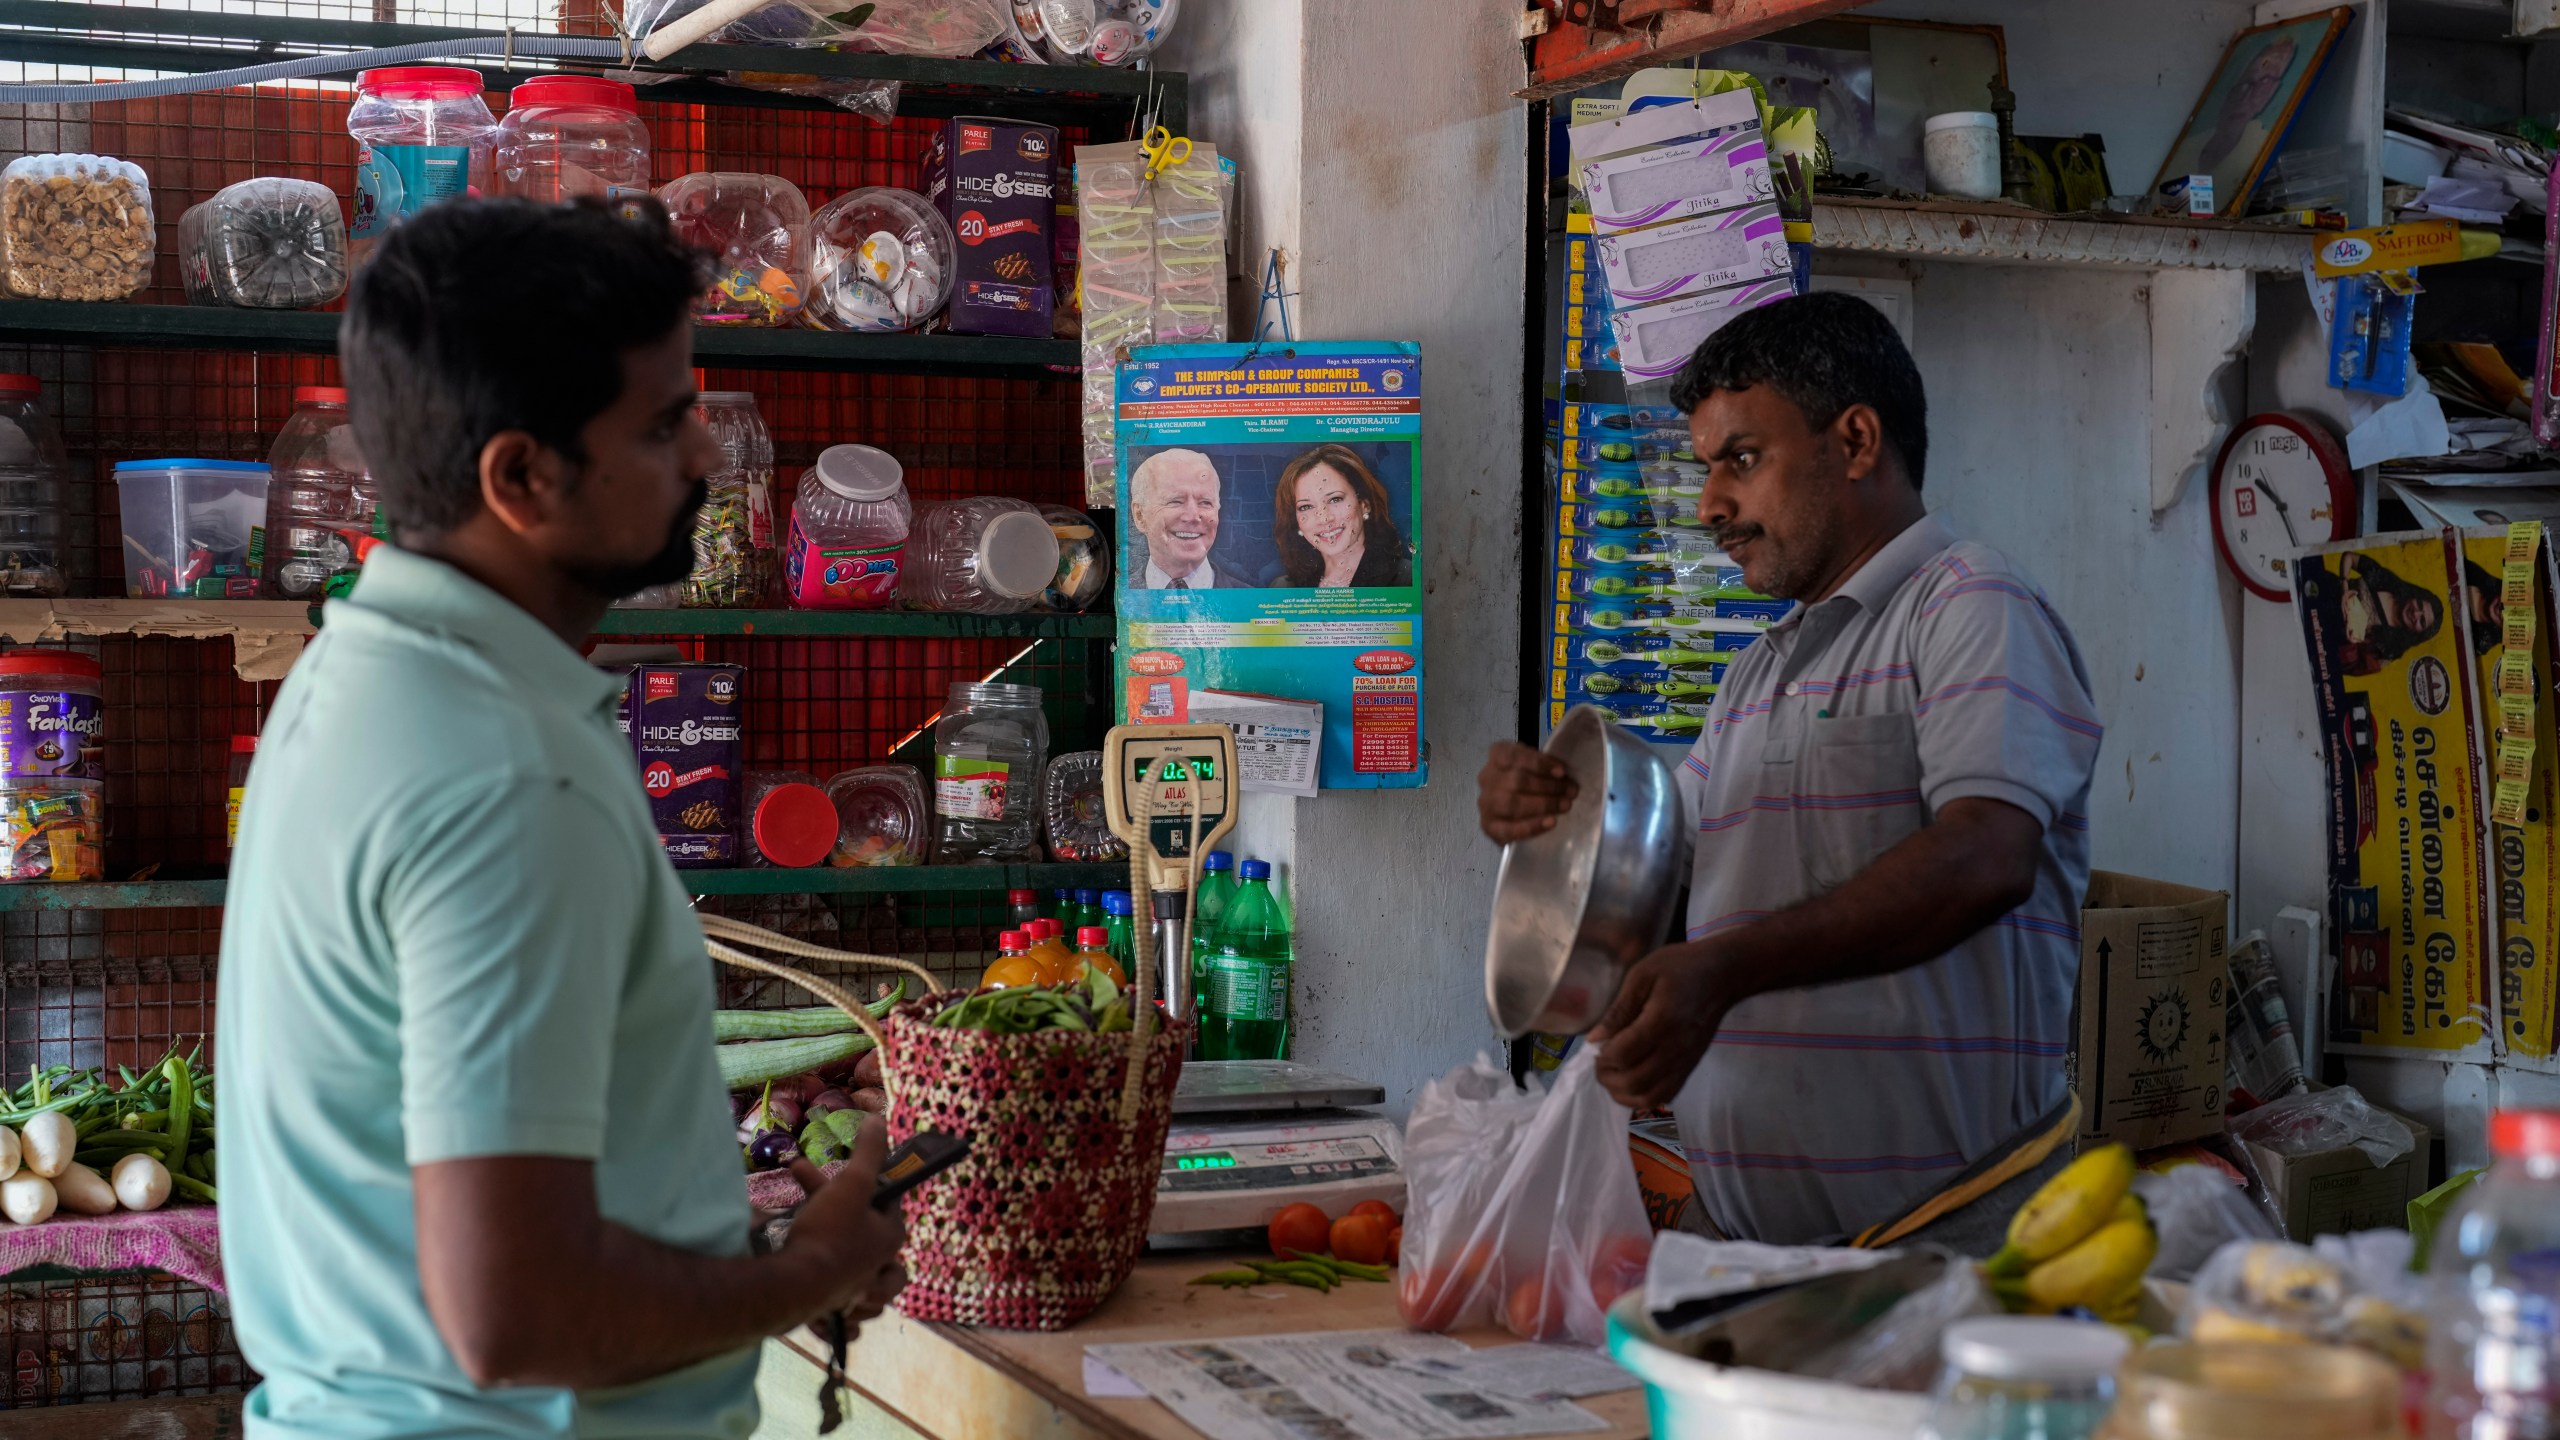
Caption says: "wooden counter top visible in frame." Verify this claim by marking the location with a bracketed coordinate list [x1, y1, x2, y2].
[761, 1253, 1650, 1440]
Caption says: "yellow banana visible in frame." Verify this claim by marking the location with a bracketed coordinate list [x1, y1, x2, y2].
[2111, 1193, 2147, 1226]
[1984, 1143, 2135, 1278]
[2022, 1216, 2158, 1314]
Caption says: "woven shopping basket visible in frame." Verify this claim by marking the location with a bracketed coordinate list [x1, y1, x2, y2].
[701, 909, 1190, 1331]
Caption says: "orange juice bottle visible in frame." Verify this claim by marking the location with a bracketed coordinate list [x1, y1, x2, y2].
[1073, 926, 1127, 986]
[980, 930, 1047, 989]
[1025, 918, 1077, 986]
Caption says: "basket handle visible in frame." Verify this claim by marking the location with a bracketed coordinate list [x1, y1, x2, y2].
[698, 912, 943, 1052]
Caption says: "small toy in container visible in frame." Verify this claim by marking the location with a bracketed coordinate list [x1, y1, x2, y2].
[660, 173, 811, 327]
[0, 779, 102, 882]
[806, 187, 954, 332]
[1041, 750, 1125, 862]
[177, 177, 348, 309]
[113, 459, 271, 598]
[1038, 504, 1110, 612]
[1, 154, 154, 302]
[823, 764, 926, 867]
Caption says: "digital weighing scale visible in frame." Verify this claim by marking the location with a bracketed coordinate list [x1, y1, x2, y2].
[1101, 723, 1238, 1020]
[1152, 1060, 1407, 1241]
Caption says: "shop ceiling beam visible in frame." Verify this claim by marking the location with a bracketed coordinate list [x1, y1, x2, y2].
[1811, 198, 2314, 273]
[1520, 0, 1864, 101]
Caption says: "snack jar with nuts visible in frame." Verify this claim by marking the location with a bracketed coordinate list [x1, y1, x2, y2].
[0, 153, 155, 303]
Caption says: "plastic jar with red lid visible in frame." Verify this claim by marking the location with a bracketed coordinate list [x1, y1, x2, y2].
[0, 647, 103, 883]
[0, 374, 68, 597]
[497, 75, 652, 204]
[348, 66, 496, 264]
[262, 386, 380, 601]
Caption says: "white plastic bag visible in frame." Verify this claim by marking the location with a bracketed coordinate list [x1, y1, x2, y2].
[630, 0, 1005, 56]
[1396, 1047, 1653, 1346]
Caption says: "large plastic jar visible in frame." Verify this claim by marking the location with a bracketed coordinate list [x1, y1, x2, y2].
[178, 177, 348, 309]
[896, 496, 1061, 615]
[260, 387, 380, 600]
[0, 648, 103, 884]
[2093, 1342, 2400, 1440]
[114, 459, 270, 598]
[785, 444, 909, 609]
[496, 75, 651, 204]
[931, 681, 1048, 863]
[0, 375, 69, 597]
[682, 392, 775, 607]
[347, 67, 496, 265]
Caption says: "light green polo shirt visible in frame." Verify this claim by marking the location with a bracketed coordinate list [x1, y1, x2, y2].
[216, 546, 757, 1439]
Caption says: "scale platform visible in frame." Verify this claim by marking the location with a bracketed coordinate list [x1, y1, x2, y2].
[1153, 1062, 1404, 1239]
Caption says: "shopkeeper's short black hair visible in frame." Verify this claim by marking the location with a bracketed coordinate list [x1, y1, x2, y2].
[1669, 290, 1930, 490]
[340, 197, 708, 537]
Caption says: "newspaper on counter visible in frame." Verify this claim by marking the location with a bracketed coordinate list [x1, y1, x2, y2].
[1084, 1329, 1611, 1440]
[1392, 1343, 1639, 1402]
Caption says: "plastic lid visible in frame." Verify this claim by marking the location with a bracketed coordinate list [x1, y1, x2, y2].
[813, 444, 904, 503]
[0, 648, 99, 680]
[2491, 1109, 2560, 1159]
[359, 66, 486, 99]
[977, 508, 1063, 599]
[1032, 918, 1061, 939]
[752, 782, 839, 868]
[1077, 926, 1110, 948]
[1924, 111, 1999, 132]
[112, 458, 271, 474]
[231, 734, 258, 753]
[0, 375, 39, 398]
[1203, 850, 1234, 871]
[293, 386, 347, 405]
[1008, 888, 1036, 904]
[1075, 888, 1098, 904]
[508, 74, 639, 114]
[1239, 859, 1271, 881]
[1939, 1316, 2130, 1383]
[999, 929, 1029, 951]
[1102, 890, 1132, 915]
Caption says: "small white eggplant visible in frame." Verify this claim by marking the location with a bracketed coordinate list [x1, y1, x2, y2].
[0, 1124, 19, 1182]
[1, 1172, 55, 1225]
[110, 1154, 170, 1213]
[18, 1112, 74, 1179]
[52, 1161, 115, 1216]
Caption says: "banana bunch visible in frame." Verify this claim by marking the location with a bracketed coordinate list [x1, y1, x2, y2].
[1982, 1143, 2158, 1323]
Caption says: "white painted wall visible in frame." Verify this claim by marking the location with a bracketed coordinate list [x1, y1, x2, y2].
[1155, 0, 1529, 1116]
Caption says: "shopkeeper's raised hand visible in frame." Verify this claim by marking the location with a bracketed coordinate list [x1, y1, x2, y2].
[1477, 741, 1578, 844]
[782, 1120, 908, 1335]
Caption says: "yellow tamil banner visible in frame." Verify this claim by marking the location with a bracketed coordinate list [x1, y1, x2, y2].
[2465, 526, 2556, 1061]
[2296, 532, 2495, 1057]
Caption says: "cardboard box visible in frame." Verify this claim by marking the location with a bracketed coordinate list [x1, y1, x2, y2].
[920, 116, 1058, 338]
[2073, 872, 2230, 1150]
[2245, 1105, 2431, 1240]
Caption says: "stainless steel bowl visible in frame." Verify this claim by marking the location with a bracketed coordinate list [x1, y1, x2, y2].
[1484, 705, 1685, 1037]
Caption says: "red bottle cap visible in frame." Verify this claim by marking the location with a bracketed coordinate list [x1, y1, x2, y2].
[1032, 918, 1061, 940]
[1077, 926, 1109, 949]
[2491, 1109, 2560, 1160]
[998, 930, 1029, 952]
[1008, 888, 1036, 905]
[358, 66, 486, 100]
[293, 386, 347, 405]
[751, 782, 837, 869]
[508, 74, 640, 114]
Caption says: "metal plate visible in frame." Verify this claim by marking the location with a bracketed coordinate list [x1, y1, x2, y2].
[1172, 1060, 1387, 1114]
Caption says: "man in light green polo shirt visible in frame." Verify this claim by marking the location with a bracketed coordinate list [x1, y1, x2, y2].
[216, 199, 908, 1438]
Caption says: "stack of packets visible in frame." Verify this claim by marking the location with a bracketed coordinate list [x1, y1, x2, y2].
[1073, 139, 1232, 507]
[1542, 398, 1787, 748]
[1567, 88, 1800, 390]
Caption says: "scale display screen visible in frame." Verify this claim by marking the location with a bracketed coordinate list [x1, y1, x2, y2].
[1158, 1133, 1394, 1194]
[1175, 1153, 1239, 1171]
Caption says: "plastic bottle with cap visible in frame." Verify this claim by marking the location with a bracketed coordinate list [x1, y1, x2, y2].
[261, 386, 381, 600]
[1920, 1315, 2127, 1440]
[2429, 1108, 2560, 1440]
[1024, 917, 1077, 986]
[1007, 886, 1041, 928]
[896, 496, 1060, 616]
[0, 375, 68, 597]
[784, 444, 909, 609]
[1100, 889, 1136, 977]
[1072, 925, 1126, 986]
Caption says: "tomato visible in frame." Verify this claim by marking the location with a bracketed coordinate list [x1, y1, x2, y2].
[1386, 1224, 1403, 1267]
[1330, 1213, 1390, 1266]
[1349, 1199, 1399, 1225]
[1268, 1202, 1331, 1259]
[1505, 1275, 1569, 1341]
[1587, 1232, 1653, 1312]
[1398, 1243, 1490, 1332]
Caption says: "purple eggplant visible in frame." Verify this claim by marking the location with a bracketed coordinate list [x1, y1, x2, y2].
[747, 1129, 799, 1170]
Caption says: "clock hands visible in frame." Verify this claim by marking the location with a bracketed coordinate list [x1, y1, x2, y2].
[2259, 477, 2304, 551]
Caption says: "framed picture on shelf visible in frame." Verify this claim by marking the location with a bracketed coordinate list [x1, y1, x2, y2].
[2149, 8, 2353, 217]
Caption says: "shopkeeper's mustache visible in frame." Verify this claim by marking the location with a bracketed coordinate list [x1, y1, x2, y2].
[1711, 523, 1763, 551]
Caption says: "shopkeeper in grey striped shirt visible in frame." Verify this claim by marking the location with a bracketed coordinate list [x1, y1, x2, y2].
[1480, 293, 2103, 1249]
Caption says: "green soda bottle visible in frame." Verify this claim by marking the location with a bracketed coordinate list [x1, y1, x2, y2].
[1072, 887, 1103, 933]
[1197, 859, 1290, 1060]
[1187, 850, 1238, 998]
[1100, 890, 1137, 978]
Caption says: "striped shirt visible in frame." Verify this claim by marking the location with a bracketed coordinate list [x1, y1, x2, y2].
[1669, 513, 2101, 1244]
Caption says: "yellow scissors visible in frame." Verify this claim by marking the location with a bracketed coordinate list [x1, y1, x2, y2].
[1140, 125, 1192, 183]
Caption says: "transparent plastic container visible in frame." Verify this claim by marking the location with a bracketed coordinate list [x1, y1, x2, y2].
[0, 376, 69, 597]
[1041, 749, 1125, 861]
[2429, 1109, 2560, 1440]
[824, 764, 927, 867]
[1000, 0, 1181, 65]
[0, 649, 103, 786]
[896, 496, 1060, 615]
[0, 153, 153, 302]
[682, 392, 775, 607]
[348, 67, 497, 264]
[1039, 504, 1111, 611]
[931, 681, 1048, 863]
[745, 770, 836, 868]
[1920, 1317, 2127, 1440]
[659, 172, 811, 326]
[807, 187, 955, 332]
[496, 75, 651, 203]
[114, 459, 270, 598]
[178, 177, 348, 309]
[2094, 1342, 2400, 1440]
[785, 444, 909, 609]
[260, 387, 380, 600]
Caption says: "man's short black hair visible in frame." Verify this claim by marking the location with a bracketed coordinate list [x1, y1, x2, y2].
[340, 198, 708, 537]
[1668, 290, 1929, 489]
